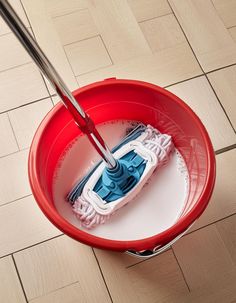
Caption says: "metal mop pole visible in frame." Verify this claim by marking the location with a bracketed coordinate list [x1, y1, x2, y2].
[0, 0, 117, 169]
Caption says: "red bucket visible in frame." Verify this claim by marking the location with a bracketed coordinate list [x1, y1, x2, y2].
[28, 78, 216, 257]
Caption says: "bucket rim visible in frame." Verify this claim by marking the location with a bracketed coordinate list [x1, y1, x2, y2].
[28, 78, 216, 252]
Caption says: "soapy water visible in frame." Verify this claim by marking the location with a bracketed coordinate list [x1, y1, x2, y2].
[53, 120, 189, 241]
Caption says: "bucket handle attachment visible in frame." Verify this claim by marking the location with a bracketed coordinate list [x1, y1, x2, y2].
[126, 223, 193, 258]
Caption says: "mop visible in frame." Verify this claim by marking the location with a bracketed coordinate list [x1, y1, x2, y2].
[70, 124, 173, 228]
[0, 0, 174, 229]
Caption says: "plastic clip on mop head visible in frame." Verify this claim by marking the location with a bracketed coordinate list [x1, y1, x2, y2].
[69, 124, 174, 229]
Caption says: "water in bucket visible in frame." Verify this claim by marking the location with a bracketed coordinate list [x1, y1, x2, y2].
[53, 120, 189, 241]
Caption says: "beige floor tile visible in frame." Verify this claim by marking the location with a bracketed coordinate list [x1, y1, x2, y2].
[65, 36, 112, 75]
[0, 32, 31, 72]
[77, 43, 201, 86]
[0, 113, 18, 157]
[45, 0, 88, 18]
[208, 65, 236, 130]
[53, 9, 98, 45]
[190, 283, 236, 303]
[173, 225, 236, 291]
[229, 26, 236, 42]
[0, 0, 29, 36]
[8, 98, 53, 149]
[0, 149, 31, 205]
[169, 0, 236, 72]
[14, 236, 111, 302]
[189, 149, 236, 232]
[0, 256, 26, 303]
[167, 76, 236, 150]
[88, 0, 151, 63]
[22, 0, 78, 91]
[95, 249, 189, 303]
[0, 63, 49, 112]
[30, 282, 86, 303]
[212, 0, 236, 28]
[140, 14, 186, 52]
[216, 215, 236, 265]
[128, 0, 171, 22]
[0, 195, 61, 257]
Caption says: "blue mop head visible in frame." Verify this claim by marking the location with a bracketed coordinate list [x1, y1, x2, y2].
[68, 124, 173, 228]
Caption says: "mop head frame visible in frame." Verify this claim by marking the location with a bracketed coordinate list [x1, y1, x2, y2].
[68, 124, 173, 229]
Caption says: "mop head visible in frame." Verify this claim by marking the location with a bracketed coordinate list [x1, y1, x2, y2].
[68, 124, 173, 228]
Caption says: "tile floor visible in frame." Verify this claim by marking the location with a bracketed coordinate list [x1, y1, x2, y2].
[0, 0, 236, 302]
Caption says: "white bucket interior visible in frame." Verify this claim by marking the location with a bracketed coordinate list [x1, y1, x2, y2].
[53, 120, 189, 241]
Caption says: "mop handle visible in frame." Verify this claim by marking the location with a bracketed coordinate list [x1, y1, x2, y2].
[0, 0, 117, 169]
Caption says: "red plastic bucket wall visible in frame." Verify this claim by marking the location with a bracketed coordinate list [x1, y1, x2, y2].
[29, 79, 216, 252]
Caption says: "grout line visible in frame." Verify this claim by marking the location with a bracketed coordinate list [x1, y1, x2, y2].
[75, 76, 81, 87]
[138, 12, 173, 24]
[0, 96, 52, 115]
[164, 74, 204, 88]
[11, 255, 29, 303]
[51, 8, 87, 20]
[206, 62, 236, 74]
[0, 26, 31, 38]
[75, 64, 111, 78]
[75, 61, 113, 78]
[167, 0, 236, 134]
[0, 30, 14, 38]
[210, 0, 229, 29]
[76, 70, 204, 87]
[205, 73, 236, 133]
[210, 0, 216, 9]
[0, 149, 22, 160]
[215, 144, 236, 155]
[100, 35, 114, 65]
[171, 248, 191, 292]
[0, 147, 29, 160]
[6, 113, 21, 151]
[0, 149, 21, 160]
[92, 248, 114, 303]
[227, 25, 236, 30]
[20, 0, 33, 32]
[214, 223, 236, 263]
[63, 34, 100, 47]
[0, 234, 63, 261]
[0, 194, 32, 208]
[167, 1, 204, 72]
[185, 213, 236, 237]
[62, 45, 78, 79]
[30, 281, 80, 302]
[0, 61, 32, 74]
